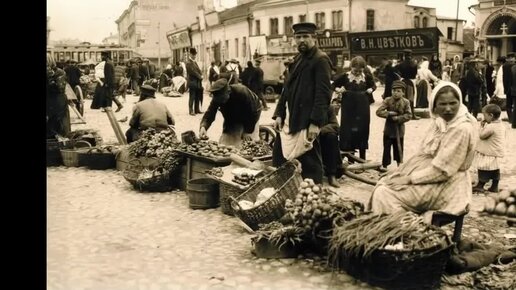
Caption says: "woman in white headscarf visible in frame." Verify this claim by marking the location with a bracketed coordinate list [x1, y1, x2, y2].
[416, 59, 439, 108]
[368, 82, 478, 223]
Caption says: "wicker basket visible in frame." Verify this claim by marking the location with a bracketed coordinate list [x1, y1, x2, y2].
[123, 158, 173, 192]
[60, 141, 92, 167]
[220, 182, 246, 216]
[230, 161, 302, 231]
[47, 139, 73, 166]
[338, 236, 454, 290]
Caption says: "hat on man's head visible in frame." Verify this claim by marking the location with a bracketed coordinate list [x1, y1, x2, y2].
[392, 80, 406, 91]
[189, 47, 197, 55]
[403, 49, 412, 54]
[229, 58, 238, 63]
[292, 22, 317, 34]
[209, 78, 229, 93]
[140, 84, 156, 96]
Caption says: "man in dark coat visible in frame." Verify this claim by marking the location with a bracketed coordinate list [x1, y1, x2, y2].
[396, 49, 419, 119]
[47, 55, 71, 138]
[320, 103, 343, 188]
[199, 78, 262, 148]
[382, 58, 399, 99]
[272, 22, 332, 184]
[249, 60, 269, 110]
[186, 47, 204, 115]
[465, 60, 485, 118]
[484, 59, 495, 98]
[503, 53, 515, 123]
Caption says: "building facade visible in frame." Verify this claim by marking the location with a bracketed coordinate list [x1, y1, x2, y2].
[472, 0, 516, 60]
[175, 0, 469, 76]
[116, 0, 199, 68]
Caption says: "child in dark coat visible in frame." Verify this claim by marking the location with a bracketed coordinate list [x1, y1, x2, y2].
[376, 80, 412, 170]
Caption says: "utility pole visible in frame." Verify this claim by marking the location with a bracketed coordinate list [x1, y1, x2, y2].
[454, 0, 460, 42]
[158, 22, 161, 69]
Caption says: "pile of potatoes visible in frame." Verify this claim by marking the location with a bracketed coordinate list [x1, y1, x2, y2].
[482, 189, 516, 218]
[178, 140, 238, 159]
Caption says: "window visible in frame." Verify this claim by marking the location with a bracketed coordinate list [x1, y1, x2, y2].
[255, 20, 261, 35]
[284, 16, 293, 35]
[270, 18, 279, 35]
[225, 40, 229, 59]
[414, 16, 420, 28]
[242, 36, 247, 58]
[366, 10, 374, 31]
[332, 10, 343, 30]
[299, 14, 306, 22]
[422, 17, 428, 28]
[235, 38, 239, 57]
[315, 12, 325, 30]
[447, 27, 453, 40]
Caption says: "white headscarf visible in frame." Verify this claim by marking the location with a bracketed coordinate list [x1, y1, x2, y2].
[422, 81, 477, 155]
[428, 81, 476, 132]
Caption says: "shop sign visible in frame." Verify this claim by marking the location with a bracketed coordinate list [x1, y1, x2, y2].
[167, 30, 191, 50]
[316, 32, 349, 50]
[350, 28, 439, 53]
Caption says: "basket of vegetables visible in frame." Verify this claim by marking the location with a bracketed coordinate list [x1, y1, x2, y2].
[328, 212, 454, 290]
[481, 189, 516, 227]
[230, 161, 302, 231]
[251, 221, 305, 259]
[123, 149, 184, 192]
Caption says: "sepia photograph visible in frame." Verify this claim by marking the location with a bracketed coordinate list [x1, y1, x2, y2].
[47, 0, 515, 289]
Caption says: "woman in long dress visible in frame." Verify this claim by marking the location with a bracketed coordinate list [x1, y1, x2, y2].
[416, 59, 439, 108]
[368, 82, 478, 223]
[333, 56, 376, 160]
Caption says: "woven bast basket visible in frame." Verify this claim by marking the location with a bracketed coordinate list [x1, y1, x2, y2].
[123, 158, 173, 192]
[338, 236, 454, 290]
[230, 161, 302, 231]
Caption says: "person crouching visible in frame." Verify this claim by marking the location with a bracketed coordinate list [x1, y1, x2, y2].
[376, 80, 412, 170]
[199, 77, 262, 148]
[125, 85, 175, 143]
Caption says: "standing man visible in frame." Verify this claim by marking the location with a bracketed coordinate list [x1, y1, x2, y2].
[186, 47, 204, 115]
[396, 49, 419, 120]
[503, 53, 515, 123]
[129, 59, 141, 96]
[250, 59, 269, 110]
[91, 51, 123, 112]
[272, 22, 332, 184]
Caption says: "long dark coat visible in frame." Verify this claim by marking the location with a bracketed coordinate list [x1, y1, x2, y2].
[91, 60, 116, 109]
[47, 67, 71, 138]
[334, 73, 375, 151]
[273, 46, 332, 134]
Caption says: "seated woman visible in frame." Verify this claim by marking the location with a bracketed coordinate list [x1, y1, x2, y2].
[125, 85, 175, 143]
[368, 82, 478, 223]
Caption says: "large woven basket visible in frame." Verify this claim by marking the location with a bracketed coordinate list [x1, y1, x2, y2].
[230, 162, 302, 231]
[338, 235, 454, 290]
[123, 158, 173, 192]
[79, 146, 117, 170]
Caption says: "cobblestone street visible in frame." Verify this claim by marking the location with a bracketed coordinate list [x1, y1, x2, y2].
[47, 88, 516, 290]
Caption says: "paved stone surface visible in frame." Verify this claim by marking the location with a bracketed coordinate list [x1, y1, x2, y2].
[49, 87, 516, 289]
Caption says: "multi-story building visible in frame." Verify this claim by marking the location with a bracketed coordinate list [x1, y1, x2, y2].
[177, 0, 469, 76]
[116, 0, 199, 68]
[471, 0, 516, 60]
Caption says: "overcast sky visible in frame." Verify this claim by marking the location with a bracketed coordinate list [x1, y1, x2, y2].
[47, 0, 478, 43]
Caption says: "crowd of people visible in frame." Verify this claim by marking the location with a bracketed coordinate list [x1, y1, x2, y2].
[48, 20, 514, 224]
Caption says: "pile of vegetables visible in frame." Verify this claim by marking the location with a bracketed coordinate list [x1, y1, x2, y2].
[238, 140, 272, 157]
[128, 128, 179, 158]
[207, 167, 223, 177]
[482, 189, 516, 218]
[328, 212, 450, 265]
[177, 140, 237, 159]
[284, 178, 364, 232]
[238, 187, 276, 210]
[252, 221, 305, 249]
[88, 145, 119, 154]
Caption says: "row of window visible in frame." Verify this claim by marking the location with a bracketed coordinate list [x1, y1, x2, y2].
[221, 36, 248, 59]
[256, 10, 354, 36]
[414, 16, 429, 29]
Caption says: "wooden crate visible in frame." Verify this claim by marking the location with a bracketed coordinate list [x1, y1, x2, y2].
[172, 152, 231, 191]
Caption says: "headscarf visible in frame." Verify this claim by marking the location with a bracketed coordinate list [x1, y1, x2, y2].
[422, 81, 477, 155]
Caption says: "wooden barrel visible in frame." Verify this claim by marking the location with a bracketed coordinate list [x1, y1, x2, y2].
[187, 178, 220, 209]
